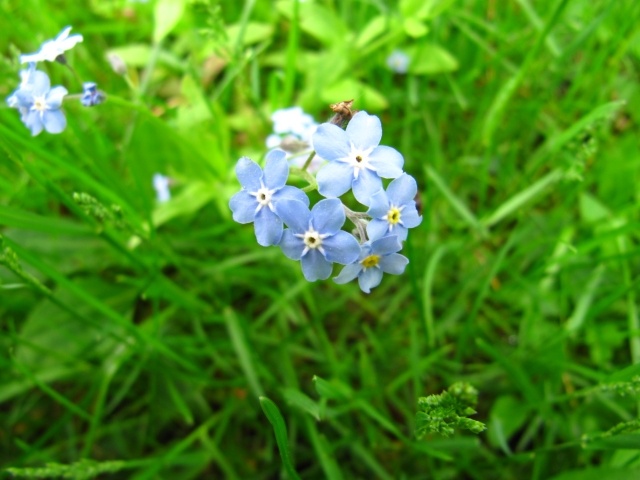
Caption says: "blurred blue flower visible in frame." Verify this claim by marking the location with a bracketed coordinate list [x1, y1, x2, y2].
[386, 50, 410, 74]
[334, 235, 408, 293]
[229, 149, 309, 246]
[7, 69, 68, 136]
[153, 174, 171, 203]
[367, 173, 422, 241]
[20, 26, 83, 64]
[81, 82, 106, 107]
[312, 111, 404, 205]
[278, 198, 361, 281]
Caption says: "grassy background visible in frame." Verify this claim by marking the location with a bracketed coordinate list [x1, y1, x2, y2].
[1, 0, 640, 478]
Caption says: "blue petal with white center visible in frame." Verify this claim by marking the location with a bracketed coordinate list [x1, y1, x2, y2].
[312, 111, 405, 206]
[276, 198, 360, 281]
[366, 173, 422, 242]
[333, 235, 409, 293]
[229, 149, 309, 247]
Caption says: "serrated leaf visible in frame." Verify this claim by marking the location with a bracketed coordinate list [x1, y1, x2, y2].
[154, 0, 187, 44]
[407, 43, 458, 74]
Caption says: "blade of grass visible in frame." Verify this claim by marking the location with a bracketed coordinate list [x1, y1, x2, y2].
[259, 396, 302, 480]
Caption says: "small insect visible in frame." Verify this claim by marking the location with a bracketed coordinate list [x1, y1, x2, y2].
[329, 99, 356, 126]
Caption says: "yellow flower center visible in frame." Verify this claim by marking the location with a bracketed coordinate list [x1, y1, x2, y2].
[361, 254, 380, 269]
[33, 96, 48, 112]
[387, 207, 401, 225]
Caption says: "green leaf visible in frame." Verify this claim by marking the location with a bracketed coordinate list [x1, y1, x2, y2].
[585, 434, 640, 450]
[550, 469, 640, 480]
[407, 43, 458, 74]
[259, 397, 301, 480]
[321, 79, 389, 111]
[226, 22, 274, 47]
[153, 0, 187, 44]
[313, 375, 352, 401]
[403, 18, 429, 38]
[282, 388, 321, 421]
[277, 1, 348, 46]
[355, 15, 389, 50]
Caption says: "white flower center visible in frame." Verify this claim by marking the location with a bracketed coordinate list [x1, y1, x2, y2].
[342, 143, 376, 179]
[32, 95, 48, 113]
[250, 181, 277, 213]
[295, 225, 329, 256]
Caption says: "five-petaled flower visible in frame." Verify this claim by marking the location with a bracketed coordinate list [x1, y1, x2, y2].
[278, 198, 361, 281]
[229, 149, 309, 247]
[386, 50, 410, 74]
[20, 26, 83, 64]
[334, 235, 408, 293]
[81, 82, 106, 107]
[8, 69, 68, 136]
[312, 111, 404, 205]
[367, 173, 422, 242]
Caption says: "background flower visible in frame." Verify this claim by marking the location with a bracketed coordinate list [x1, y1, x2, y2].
[20, 26, 83, 63]
[367, 173, 422, 241]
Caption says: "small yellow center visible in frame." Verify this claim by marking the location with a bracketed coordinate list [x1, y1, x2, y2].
[387, 207, 401, 225]
[355, 155, 363, 163]
[33, 96, 48, 112]
[361, 254, 380, 269]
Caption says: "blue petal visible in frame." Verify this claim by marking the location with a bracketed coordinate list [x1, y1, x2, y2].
[275, 199, 310, 233]
[317, 162, 354, 199]
[312, 123, 350, 160]
[371, 235, 402, 255]
[254, 208, 283, 246]
[387, 173, 418, 205]
[30, 71, 51, 96]
[333, 263, 363, 284]
[235, 157, 263, 191]
[274, 185, 310, 206]
[401, 207, 422, 229]
[280, 229, 305, 259]
[322, 231, 361, 265]
[25, 111, 44, 136]
[368, 146, 404, 178]
[46, 86, 68, 109]
[310, 198, 344, 234]
[229, 191, 257, 224]
[358, 267, 383, 293]
[346, 111, 381, 150]
[391, 225, 409, 242]
[42, 110, 66, 134]
[366, 220, 389, 242]
[367, 189, 390, 218]
[352, 169, 382, 206]
[378, 253, 409, 275]
[263, 149, 288, 189]
[301, 249, 333, 281]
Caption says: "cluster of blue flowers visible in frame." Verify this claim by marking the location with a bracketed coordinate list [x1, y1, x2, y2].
[230, 109, 422, 293]
[6, 27, 105, 136]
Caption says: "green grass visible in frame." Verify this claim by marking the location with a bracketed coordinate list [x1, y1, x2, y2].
[1, 0, 640, 478]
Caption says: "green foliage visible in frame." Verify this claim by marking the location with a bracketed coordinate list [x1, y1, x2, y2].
[415, 382, 486, 438]
[4, 459, 130, 479]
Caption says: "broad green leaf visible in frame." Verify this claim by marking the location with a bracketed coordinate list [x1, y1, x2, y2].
[403, 18, 429, 38]
[226, 22, 274, 47]
[260, 397, 301, 480]
[407, 43, 458, 74]
[321, 79, 388, 111]
[488, 396, 531, 452]
[355, 15, 389, 50]
[277, 1, 348, 46]
[153, 0, 187, 44]
[579, 193, 611, 223]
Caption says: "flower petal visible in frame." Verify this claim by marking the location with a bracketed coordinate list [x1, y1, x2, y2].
[24, 111, 44, 136]
[371, 235, 402, 256]
[30, 71, 51, 96]
[275, 199, 310, 233]
[367, 189, 390, 218]
[312, 123, 350, 160]
[301, 249, 333, 281]
[42, 110, 66, 134]
[346, 111, 382, 150]
[317, 162, 354, 199]
[401, 207, 422, 229]
[310, 198, 344, 234]
[46, 86, 68, 109]
[274, 185, 310, 206]
[378, 253, 409, 275]
[263, 149, 288, 189]
[366, 219, 389, 242]
[368, 146, 404, 178]
[235, 157, 263, 191]
[322, 230, 361, 265]
[333, 263, 363, 284]
[229, 191, 257, 224]
[280, 229, 305, 259]
[254, 208, 283, 246]
[352, 169, 382, 206]
[358, 267, 384, 293]
[387, 173, 418, 205]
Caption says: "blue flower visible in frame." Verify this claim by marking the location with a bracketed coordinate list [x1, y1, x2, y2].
[333, 235, 409, 293]
[20, 26, 83, 64]
[7, 69, 68, 136]
[153, 174, 171, 203]
[81, 82, 106, 107]
[277, 198, 361, 281]
[366, 173, 422, 242]
[312, 111, 404, 205]
[386, 50, 410, 74]
[229, 149, 309, 246]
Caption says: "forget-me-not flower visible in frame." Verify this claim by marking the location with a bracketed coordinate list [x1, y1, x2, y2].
[386, 50, 410, 74]
[312, 111, 404, 205]
[9, 69, 68, 136]
[229, 149, 309, 246]
[20, 26, 83, 64]
[153, 174, 171, 203]
[333, 235, 408, 293]
[277, 198, 361, 281]
[81, 82, 106, 107]
[367, 173, 422, 242]
[6, 63, 37, 121]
